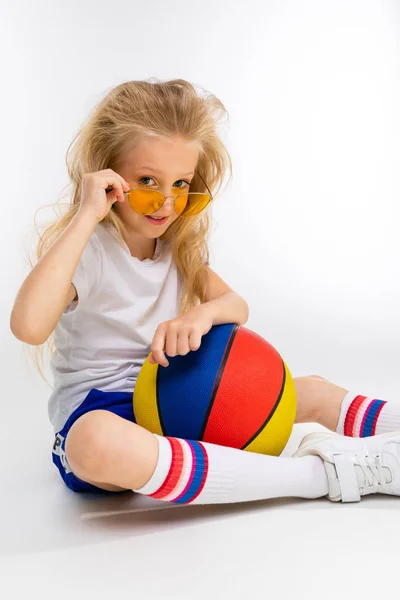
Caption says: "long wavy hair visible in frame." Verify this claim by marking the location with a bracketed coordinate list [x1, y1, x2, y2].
[24, 78, 232, 386]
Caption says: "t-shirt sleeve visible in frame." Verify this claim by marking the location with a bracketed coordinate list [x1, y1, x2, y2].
[64, 232, 102, 314]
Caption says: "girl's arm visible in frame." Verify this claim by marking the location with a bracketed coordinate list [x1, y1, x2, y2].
[150, 267, 249, 366]
[10, 211, 98, 345]
[202, 267, 249, 326]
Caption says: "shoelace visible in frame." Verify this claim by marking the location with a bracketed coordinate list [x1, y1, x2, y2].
[354, 452, 389, 494]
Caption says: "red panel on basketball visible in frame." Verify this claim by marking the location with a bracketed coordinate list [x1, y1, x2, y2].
[203, 328, 285, 448]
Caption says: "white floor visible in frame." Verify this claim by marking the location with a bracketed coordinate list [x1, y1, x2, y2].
[2, 340, 400, 599]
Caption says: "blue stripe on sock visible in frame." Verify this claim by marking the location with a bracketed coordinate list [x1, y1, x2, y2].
[173, 440, 206, 504]
[361, 400, 385, 437]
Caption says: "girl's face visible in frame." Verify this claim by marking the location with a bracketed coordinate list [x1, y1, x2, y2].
[114, 135, 201, 239]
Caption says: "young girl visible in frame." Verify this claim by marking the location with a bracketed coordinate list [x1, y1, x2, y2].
[10, 78, 400, 505]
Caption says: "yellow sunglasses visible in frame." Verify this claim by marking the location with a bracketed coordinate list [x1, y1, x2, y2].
[107, 172, 213, 217]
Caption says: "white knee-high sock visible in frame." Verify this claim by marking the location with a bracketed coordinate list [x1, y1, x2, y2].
[132, 435, 329, 505]
[337, 392, 400, 437]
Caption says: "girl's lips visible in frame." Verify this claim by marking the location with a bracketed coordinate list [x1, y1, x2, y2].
[145, 215, 168, 226]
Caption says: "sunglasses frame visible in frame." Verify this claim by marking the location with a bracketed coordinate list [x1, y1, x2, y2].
[122, 171, 213, 217]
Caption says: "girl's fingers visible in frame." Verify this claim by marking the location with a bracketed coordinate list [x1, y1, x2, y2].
[151, 323, 203, 367]
[151, 326, 169, 367]
[189, 329, 202, 351]
[177, 329, 191, 356]
[165, 326, 178, 358]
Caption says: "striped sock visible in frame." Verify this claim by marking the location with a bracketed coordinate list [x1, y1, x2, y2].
[336, 391, 400, 437]
[132, 434, 329, 505]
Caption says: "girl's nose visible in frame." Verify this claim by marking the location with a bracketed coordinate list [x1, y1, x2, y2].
[160, 195, 176, 213]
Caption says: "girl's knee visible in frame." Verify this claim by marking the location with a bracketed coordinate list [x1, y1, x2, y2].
[64, 410, 156, 489]
[65, 410, 125, 475]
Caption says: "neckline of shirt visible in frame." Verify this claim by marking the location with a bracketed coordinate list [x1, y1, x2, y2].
[100, 222, 165, 264]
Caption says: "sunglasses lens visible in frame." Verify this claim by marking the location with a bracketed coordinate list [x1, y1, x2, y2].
[127, 190, 164, 214]
[177, 193, 211, 217]
[127, 190, 211, 217]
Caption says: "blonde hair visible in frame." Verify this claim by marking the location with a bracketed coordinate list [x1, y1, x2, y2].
[25, 78, 232, 385]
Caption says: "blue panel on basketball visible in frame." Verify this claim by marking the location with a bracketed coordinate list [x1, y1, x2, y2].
[157, 323, 235, 439]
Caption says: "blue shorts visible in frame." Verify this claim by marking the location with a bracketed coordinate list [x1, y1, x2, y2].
[51, 388, 136, 495]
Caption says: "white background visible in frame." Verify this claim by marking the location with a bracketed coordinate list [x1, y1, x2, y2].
[2, 1, 400, 598]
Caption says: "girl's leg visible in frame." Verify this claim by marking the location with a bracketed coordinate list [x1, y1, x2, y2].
[65, 409, 329, 501]
[294, 375, 400, 436]
[65, 408, 400, 504]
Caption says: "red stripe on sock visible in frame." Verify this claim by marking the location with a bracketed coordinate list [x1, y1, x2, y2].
[189, 442, 209, 503]
[173, 441, 197, 502]
[150, 437, 184, 500]
[371, 401, 387, 435]
[344, 395, 367, 436]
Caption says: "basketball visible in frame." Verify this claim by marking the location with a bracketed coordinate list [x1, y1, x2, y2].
[133, 323, 296, 456]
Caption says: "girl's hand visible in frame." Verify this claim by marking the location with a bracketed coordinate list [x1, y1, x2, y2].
[78, 169, 130, 224]
[149, 305, 214, 367]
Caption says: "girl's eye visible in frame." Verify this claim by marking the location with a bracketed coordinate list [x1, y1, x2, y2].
[139, 177, 156, 186]
[139, 177, 190, 188]
[173, 179, 190, 189]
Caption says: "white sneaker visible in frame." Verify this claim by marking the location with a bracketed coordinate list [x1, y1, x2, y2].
[293, 430, 400, 502]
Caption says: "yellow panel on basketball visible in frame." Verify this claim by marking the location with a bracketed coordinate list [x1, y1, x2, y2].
[243, 361, 296, 455]
[133, 356, 163, 436]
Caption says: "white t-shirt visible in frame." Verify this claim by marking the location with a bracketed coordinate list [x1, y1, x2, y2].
[48, 221, 182, 433]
